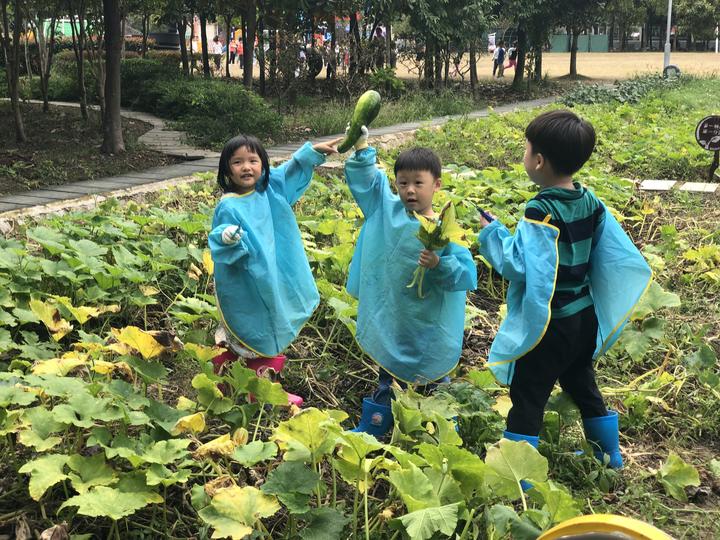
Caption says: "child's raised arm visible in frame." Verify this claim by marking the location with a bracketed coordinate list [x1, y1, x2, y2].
[269, 138, 341, 205]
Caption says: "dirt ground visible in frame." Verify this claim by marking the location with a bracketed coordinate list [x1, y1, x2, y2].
[229, 51, 720, 82]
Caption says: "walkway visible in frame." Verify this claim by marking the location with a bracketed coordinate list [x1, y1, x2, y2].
[3, 95, 714, 218]
[0, 96, 557, 217]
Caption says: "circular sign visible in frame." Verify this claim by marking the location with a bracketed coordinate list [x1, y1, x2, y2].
[696, 115, 720, 151]
[663, 64, 681, 79]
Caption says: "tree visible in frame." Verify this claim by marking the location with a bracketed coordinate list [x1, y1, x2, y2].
[676, 0, 720, 48]
[1, 0, 26, 142]
[557, 0, 606, 78]
[605, 0, 644, 50]
[160, 0, 192, 76]
[101, 0, 125, 154]
[26, 0, 62, 112]
[68, 0, 90, 120]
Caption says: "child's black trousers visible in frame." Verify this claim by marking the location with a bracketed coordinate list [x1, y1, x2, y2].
[506, 304, 608, 435]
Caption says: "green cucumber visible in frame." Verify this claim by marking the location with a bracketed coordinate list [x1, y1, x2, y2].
[337, 90, 382, 153]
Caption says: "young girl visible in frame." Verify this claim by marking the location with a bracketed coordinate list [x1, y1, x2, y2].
[209, 134, 340, 406]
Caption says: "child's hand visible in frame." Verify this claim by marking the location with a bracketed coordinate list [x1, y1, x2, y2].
[478, 208, 495, 228]
[418, 249, 440, 269]
[221, 225, 243, 245]
[313, 137, 343, 155]
[345, 123, 369, 150]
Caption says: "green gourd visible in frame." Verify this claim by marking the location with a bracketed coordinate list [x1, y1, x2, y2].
[337, 90, 382, 153]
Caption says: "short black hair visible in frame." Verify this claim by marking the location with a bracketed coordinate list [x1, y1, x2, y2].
[393, 147, 442, 179]
[217, 134, 270, 193]
[525, 109, 596, 176]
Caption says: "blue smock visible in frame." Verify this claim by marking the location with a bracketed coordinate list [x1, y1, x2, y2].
[208, 142, 325, 357]
[345, 148, 478, 384]
[478, 207, 652, 385]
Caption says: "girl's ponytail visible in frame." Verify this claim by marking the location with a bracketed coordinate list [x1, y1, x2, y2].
[217, 135, 271, 193]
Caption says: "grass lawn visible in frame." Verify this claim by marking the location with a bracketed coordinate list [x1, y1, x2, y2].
[0, 102, 180, 196]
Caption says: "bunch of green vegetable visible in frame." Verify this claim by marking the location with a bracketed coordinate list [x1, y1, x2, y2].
[407, 202, 469, 298]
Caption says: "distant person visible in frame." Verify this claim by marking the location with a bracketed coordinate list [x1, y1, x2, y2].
[212, 35, 223, 70]
[492, 45, 499, 77]
[505, 41, 518, 71]
[237, 39, 244, 70]
[229, 38, 238, 65]
[495, 41, 506, 78]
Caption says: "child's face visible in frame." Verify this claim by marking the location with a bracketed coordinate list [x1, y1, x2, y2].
[395, 169, 440, 217]
[523, 139, 546, 186]
[228, 146, 263, 194]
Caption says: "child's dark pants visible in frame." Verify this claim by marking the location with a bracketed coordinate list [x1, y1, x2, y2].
[373, 368, 450, 406]
[506, 304, 607, 435]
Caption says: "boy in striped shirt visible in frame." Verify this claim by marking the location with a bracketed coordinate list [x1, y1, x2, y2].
[478, 110, 651, 470]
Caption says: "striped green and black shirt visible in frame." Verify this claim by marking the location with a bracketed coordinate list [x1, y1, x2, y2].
[524, 182, 605, 319]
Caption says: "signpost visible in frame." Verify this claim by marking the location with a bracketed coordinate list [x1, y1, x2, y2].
[695, 116, 720, 181]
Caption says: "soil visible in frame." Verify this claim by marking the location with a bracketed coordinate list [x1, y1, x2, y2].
[0, 102, 182, 196]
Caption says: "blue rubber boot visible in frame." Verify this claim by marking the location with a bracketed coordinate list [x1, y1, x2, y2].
[582, 410, 623, 469]
[350, 398, 393, 438]
[503, 431, 540, 491]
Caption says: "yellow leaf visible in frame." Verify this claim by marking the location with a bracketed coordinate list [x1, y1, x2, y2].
[106, 342, 132, 356]
[439, 203, 470, 247]
[139, 285, 160, 296]
[203, 249, 214, 275]
[29, 299, 73, 341]
[51, 296, 120, 324]
[172, 412, 206, 435]
[492, 395, 513, 418]
[185, 343, 222, 363]
[232, 428, 249, 447]
[176, 396, 197, 411]
[111, 326, 165, 359]
[194, 434, 236, 459]
[91, 360, 133, 379]
[32, 352, 88, 376]
[414, 212, 437, 233]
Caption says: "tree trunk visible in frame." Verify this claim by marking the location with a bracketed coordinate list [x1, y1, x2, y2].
[569, 28, 579, 77]
[608, 17, 614, 50]
[385, 17, 393, 69]
[534, 45, 542, 82]
[443, 41, 450, 84]
[69, 2, 89, 120]
[469, 41, 478, 93]
[1, 0, 26, 142]
[32, 10, 58, 113]
[199, 12, 210, 77]
[242, 3, 256, 88]
[141, 12, 149, 57]
[189, 14, 195, 75]
[349, 11, 360, 76]
[258, 3, 265, 96]
[434, 44, 442, 87]
[328, 13, 337, 88]
[24, 29, 32, 79]
[101, 0, 124, 154]
[225, 13, 231, 78]
[424, 38, 433, 87]
[269, 27, 277, 87]
[178, 18, 189, 76]
[512, 26, 527, 89]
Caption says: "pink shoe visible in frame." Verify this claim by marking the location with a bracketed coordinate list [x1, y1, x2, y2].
[246, 355, 304, 407]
